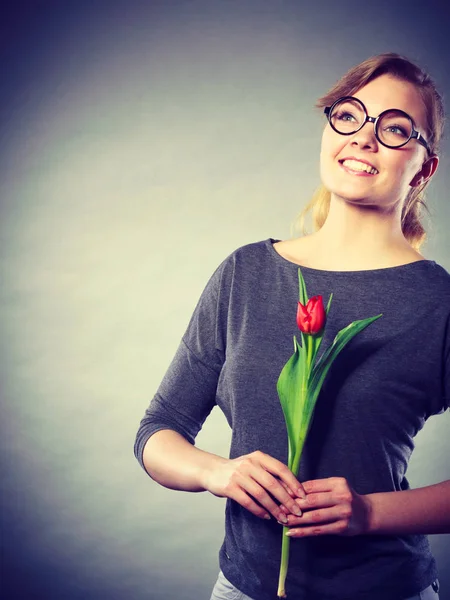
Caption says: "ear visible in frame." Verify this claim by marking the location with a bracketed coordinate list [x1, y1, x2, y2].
[410, 155, 439, 187]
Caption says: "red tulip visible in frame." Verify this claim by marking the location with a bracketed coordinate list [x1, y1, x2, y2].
[278, 268, 383, 598]
[296, 295, 326, 335]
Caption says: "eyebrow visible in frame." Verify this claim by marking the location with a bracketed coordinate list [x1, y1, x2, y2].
[355, 96, 421, 130]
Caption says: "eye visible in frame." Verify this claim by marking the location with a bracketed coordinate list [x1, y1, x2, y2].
[335, 110, 357, 122]
[384, 124, 409, 138]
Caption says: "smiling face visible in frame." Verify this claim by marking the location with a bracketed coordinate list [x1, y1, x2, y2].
[320, 73, 430, 212]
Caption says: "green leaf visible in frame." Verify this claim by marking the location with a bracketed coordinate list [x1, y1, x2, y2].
[325, 292, 333, 315]
[276, 337, 309, 470]
[309, 314, 383, 398]
[298, 268, 308, 304]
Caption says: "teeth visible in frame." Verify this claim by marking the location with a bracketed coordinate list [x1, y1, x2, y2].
[342, 159, 378, 175]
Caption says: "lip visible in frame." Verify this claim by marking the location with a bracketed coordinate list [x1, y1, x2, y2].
[338, 156, 378, 172]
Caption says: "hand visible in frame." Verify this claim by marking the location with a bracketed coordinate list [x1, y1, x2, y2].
[202, 450, 307, 523]
[283, 477, 372, 537]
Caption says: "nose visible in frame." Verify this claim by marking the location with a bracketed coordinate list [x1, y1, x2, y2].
[348, 121, 378, 150]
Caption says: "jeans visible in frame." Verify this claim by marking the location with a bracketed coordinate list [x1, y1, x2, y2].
[210, 570, 440, 600]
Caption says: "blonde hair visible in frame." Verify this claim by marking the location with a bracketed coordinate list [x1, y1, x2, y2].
[293, 53, 445, 251]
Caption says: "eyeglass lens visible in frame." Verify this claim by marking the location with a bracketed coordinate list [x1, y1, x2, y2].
[329, 98, 413, 147]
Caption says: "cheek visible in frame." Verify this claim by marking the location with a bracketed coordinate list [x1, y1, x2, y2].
[321, 127, 347, 167]
[391, 156, 419, 184]
[320, 129, 342, 179]
[320, 131, 332, 167]
[321, 127, 337, 155]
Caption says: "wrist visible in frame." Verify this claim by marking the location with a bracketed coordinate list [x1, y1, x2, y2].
[360, 493, 376, 534]
[198, 452, 229, 492]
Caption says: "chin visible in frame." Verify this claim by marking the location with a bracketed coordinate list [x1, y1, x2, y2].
[325, 182, 370, 201]
[329, 187, 382, 206]
[345, 197, 379, 207]
[323, 173, 379, 199]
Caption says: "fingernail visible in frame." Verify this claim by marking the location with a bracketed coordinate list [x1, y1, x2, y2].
[297, 488, 306, 498]
[278, 513, 288, 524]
[264, 514, 271, 520]
[292, 505, 302, 517]
[285, 530, 295, 536]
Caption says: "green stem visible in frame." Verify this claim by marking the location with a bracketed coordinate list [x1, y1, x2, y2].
[278, 334, 315, 598]
[277, 438, 306, 598]
[277, 525, 290, 598]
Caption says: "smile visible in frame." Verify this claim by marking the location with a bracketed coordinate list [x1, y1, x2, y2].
[339, 159, 379, 176]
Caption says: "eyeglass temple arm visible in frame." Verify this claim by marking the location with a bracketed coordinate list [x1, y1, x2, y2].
[411, 130, 431, 154]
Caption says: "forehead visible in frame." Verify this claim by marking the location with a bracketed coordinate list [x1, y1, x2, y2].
[353, 74, 427, 129]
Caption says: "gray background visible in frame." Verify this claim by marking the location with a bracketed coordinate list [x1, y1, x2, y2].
[1, 1, 449, 599]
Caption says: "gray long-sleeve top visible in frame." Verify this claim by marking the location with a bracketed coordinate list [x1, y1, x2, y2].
[134, 238, 450, 600]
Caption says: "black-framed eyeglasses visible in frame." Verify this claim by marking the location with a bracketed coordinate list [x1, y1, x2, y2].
[324, 96, 431, 155]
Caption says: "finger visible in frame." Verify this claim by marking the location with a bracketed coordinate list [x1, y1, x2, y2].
[279, 481, 299, 516]
[287, 504, 343, 526]
[279, 504, 290, 515]
[301, 478, 340, 494]
[277, 479, 301, 516]
[294, 491, 337, 510]
[285, 518, 347, 537]
[238, 475, 290, 523]
[280, 481, 295, 498]
[258, 454, 307, 498]
[282, 513, 303, 526]
[251, 469, 303, 518]
[230, 487, 272, 521]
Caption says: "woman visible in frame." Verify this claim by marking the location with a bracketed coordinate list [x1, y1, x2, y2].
[134, 53, 449, 600]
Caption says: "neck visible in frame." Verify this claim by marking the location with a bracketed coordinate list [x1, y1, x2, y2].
[310, 193, 414, 261]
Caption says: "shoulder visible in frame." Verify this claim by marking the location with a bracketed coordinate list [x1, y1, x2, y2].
[429, 261, 450, 280]
[205, 238, 280, 297]
[215, 238, 277, 274]
[225, 238, 275, 262]
[422, 261, 450, 295]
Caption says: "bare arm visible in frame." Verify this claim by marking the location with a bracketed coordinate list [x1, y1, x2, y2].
[365, 479, 450, 535]
[142, 429, 307, 523]
[279, 477, 450, 538]
[142, 429, 227, 492]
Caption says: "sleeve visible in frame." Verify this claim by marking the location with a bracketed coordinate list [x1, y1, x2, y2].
[443, 347, 450, 412]
[133, 259, 229, 473]
[441, 313, 450, 413]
